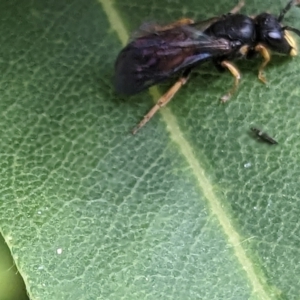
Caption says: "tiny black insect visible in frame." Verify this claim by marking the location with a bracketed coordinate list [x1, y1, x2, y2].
[251, 127, 278, 144]
[114, 1, 300, 134]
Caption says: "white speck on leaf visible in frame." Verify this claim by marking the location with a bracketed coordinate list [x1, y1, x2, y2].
[244, 162, 251, 168]
[57, 248, 63, 255]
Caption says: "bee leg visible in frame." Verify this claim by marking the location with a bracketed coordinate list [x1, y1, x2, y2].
[167, 18, 195, 26]
[230, 0, 245, 14]
[132, 71, 191, 135]
[220, 61, 241, 103]
[254, 44, 271, 84]
[153, 18, 195, 32]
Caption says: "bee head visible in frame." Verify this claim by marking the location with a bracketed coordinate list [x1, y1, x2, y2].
[254, 12, 297, 56]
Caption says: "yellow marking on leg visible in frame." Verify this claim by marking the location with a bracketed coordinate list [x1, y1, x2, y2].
[153, 18, 195, 32]
[239, 45, 249, 56]
[255, 44, 271, 84]
[132, 76, 189, 134]
[220, 61, 241, 103]
[170, 18, 195, 26]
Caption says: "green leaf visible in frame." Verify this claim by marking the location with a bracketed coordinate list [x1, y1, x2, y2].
[1, 0, 300, 299]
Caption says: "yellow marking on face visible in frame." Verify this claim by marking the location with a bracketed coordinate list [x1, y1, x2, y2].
[285, 30, 297, 56]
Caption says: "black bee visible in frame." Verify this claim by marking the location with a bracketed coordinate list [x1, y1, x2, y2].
[251, 127, 278, 144]
[114, 1, 300, 134]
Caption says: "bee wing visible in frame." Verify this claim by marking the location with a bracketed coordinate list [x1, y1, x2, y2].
[114, 26, 233, 95]
[130, 22, 163, 40]
[130, 19, 196, 40]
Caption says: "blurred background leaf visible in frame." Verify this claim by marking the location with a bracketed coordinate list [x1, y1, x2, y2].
[0, 234, 28, 300]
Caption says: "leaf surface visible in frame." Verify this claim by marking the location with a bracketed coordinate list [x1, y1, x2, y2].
[1, 0, 300, 299]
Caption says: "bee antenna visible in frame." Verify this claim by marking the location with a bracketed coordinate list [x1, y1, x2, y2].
[278, 0, 296, 22]
[282, 25, 300, 37]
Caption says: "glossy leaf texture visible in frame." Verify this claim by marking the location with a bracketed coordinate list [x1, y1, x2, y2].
[1, 0, 300, 299]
